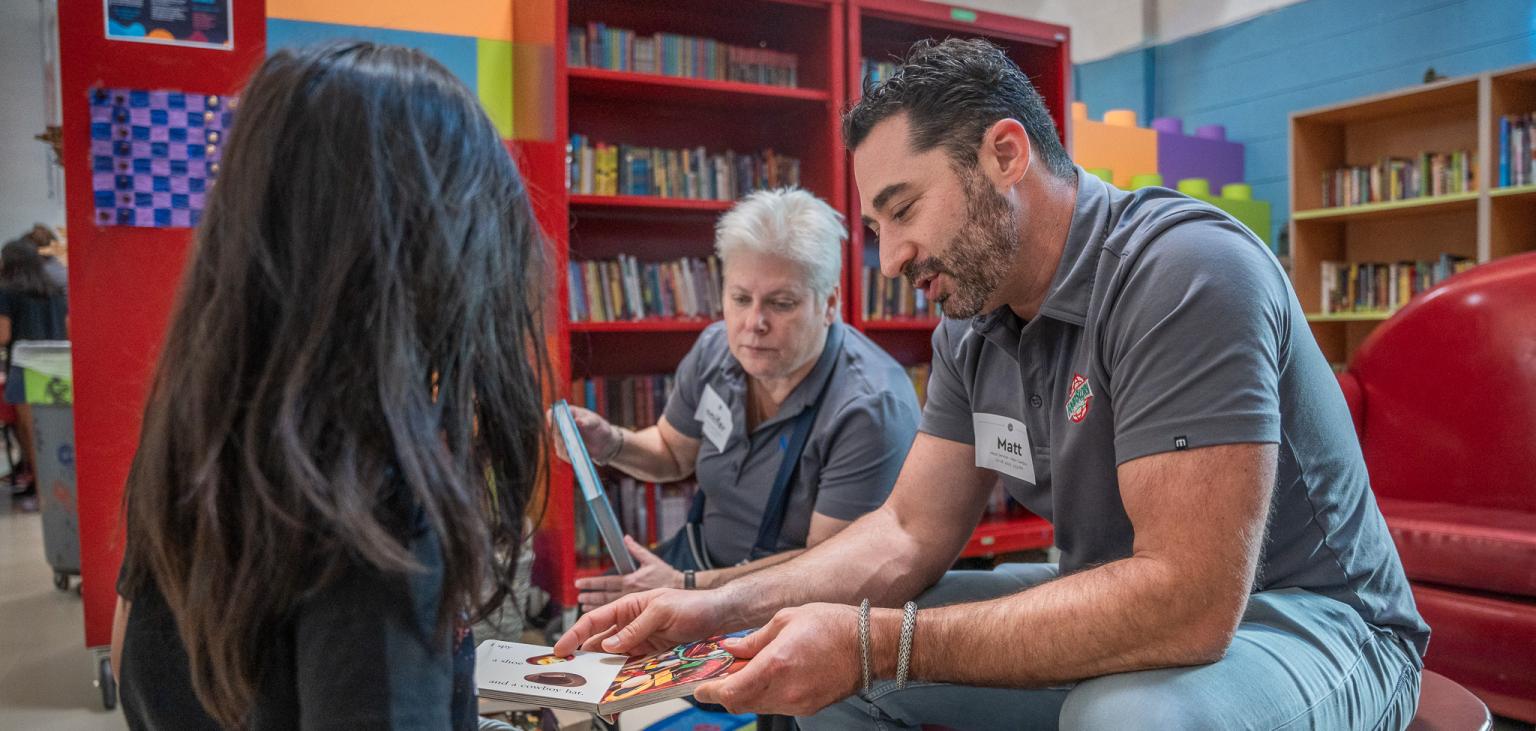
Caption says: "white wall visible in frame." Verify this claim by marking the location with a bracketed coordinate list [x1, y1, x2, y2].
[938, 0, 1307, 62]
[0, 0, 64, 240]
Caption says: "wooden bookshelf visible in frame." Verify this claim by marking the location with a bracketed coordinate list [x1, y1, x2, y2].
[1290, 191, 1479, 222]
[1489, 183, 1536, 199]
[1289, 61, 1536, 366]
[1305, 311, 1396, 323]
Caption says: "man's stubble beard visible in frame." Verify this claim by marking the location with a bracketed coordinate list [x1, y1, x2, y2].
[929, 170, 1021, 319]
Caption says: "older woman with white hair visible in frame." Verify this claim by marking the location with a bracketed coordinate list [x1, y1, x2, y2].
[559, 188, 920, 610]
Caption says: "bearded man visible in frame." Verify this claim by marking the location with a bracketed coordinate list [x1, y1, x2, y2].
[555, 38, 1428, 731]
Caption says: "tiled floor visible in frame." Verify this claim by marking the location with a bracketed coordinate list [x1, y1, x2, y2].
[2, 499, 1530, 730]
[0, 501, 124, 730]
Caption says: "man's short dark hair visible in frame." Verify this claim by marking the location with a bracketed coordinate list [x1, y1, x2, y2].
[843, 38, 1075, 180]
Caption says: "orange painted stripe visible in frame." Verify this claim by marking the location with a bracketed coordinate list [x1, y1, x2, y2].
[512, 0, 556, 45]
[267, 0, 512, 41]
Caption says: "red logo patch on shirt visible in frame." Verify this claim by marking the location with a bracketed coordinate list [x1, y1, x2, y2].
[1066, 373, 1093, 423]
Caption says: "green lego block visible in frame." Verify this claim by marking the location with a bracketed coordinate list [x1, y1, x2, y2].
[1190, 192, 1272, 247]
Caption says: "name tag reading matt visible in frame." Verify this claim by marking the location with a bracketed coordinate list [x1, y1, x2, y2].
[696, 384, 733, 452]
[973, 413, 1035, 484]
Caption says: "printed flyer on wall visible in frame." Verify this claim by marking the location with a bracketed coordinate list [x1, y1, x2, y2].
[105, 0, 232, 50]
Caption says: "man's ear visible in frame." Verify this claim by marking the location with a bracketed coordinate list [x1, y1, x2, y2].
[979, 118, 1031, 190]
[825, 286, 841, 324]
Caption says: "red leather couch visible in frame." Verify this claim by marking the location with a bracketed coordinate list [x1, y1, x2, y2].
[1335, 251, 1536, 722]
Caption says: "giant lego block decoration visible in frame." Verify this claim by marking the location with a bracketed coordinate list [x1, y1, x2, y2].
[1180, 180, 1272, 246]
[1070, 102, 1157, 190]
[1152, 117, 1245, 190]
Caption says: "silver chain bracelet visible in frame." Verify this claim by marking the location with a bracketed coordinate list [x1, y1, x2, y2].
[895, 601, 917, 689]
[858, 598, 872, 698]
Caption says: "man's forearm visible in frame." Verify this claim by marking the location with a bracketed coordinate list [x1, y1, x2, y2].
[879, 555, 1241, 688]
[716, 505, 963, 629]
[696, 549, 804, 590]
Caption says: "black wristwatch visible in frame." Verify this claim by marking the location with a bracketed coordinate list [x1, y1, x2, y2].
[683, 570, 697, 590]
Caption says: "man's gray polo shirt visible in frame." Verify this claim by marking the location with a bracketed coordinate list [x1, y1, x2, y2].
[922, 169, 1429, 656]
[665, 321, 920, 565]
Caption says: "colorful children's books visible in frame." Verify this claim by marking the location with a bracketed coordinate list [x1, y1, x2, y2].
[476, 631, 752, 716]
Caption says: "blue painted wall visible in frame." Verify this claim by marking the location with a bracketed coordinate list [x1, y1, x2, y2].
[266, 19, 479, 90]
[1075, 0, 1536, 247]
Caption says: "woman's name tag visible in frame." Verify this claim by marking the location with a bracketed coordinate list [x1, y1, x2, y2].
[696, 384, 733, 452]
[972, 413, 1035, 484]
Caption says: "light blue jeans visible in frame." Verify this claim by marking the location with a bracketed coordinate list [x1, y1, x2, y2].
[800, 564, 1421, 731]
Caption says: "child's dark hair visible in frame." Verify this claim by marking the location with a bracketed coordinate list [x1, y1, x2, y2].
[121, 41, 549, 726]
[0, 239, 62, 298]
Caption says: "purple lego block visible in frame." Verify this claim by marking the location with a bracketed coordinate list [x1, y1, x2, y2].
[1152, 117, 1183, 134]
[1195, 124, 1226, 141]
[1157, 128, 1245, 190]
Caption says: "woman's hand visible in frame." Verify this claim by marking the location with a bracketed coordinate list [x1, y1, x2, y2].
[548, 404, 621, 464]
[575, 536, 684, 612]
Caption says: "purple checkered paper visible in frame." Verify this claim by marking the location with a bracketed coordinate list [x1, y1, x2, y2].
[89, 88, 236, 229]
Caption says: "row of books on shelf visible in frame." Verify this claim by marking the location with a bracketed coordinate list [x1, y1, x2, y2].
[568, 135, 802, 200]
[1320, 151, 1474, 208]
[570, 374, 676, 431]
[568, 23, 799, 88]
[1319, 254, 1473, 315]
[1497, 112, 1536, 187]
[573, 364, 928, 428]
[568, 255, 724, 323]
[861, 58, 900, 85]
[862, 266, 942, 320]
[577, 478, 700, 561]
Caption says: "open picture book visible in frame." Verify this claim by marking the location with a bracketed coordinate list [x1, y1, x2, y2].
[475, 631, 752, 716]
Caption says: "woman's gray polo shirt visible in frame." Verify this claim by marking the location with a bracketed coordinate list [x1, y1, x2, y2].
[663, 321, 920, 566]
[920, 169, 1429, 656]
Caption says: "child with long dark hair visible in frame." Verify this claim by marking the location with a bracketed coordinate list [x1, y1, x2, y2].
[111, 42, 548, 729]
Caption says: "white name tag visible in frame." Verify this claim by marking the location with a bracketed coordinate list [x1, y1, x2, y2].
[973, 413, 1035, 484]
[696, 384, 733, 452]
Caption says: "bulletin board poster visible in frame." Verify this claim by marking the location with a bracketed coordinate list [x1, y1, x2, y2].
[105, 0, 233, 50]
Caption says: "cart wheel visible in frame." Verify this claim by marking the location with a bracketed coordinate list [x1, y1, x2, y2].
[53, 571, 69, 592]
[98, 656, 117, 710]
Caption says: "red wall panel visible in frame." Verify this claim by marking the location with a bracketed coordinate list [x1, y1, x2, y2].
[58, 0, 267, 648]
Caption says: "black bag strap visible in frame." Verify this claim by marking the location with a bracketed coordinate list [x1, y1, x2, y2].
[686, 326, 845, 567]
[745, 401, 821, 561]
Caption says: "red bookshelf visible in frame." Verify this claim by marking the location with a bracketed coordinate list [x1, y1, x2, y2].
[846, 0, 1071, 336]
[569, 66, 832, 107]
[963, 514, 1055, 558]
[568, 319, 715, 333]
[845, 0, 1070, 550]
[568, 194, 735, 212]
[542, 0, 846, 612]
[858, 317, 942, 331]
[539, 0, 1070, 614]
